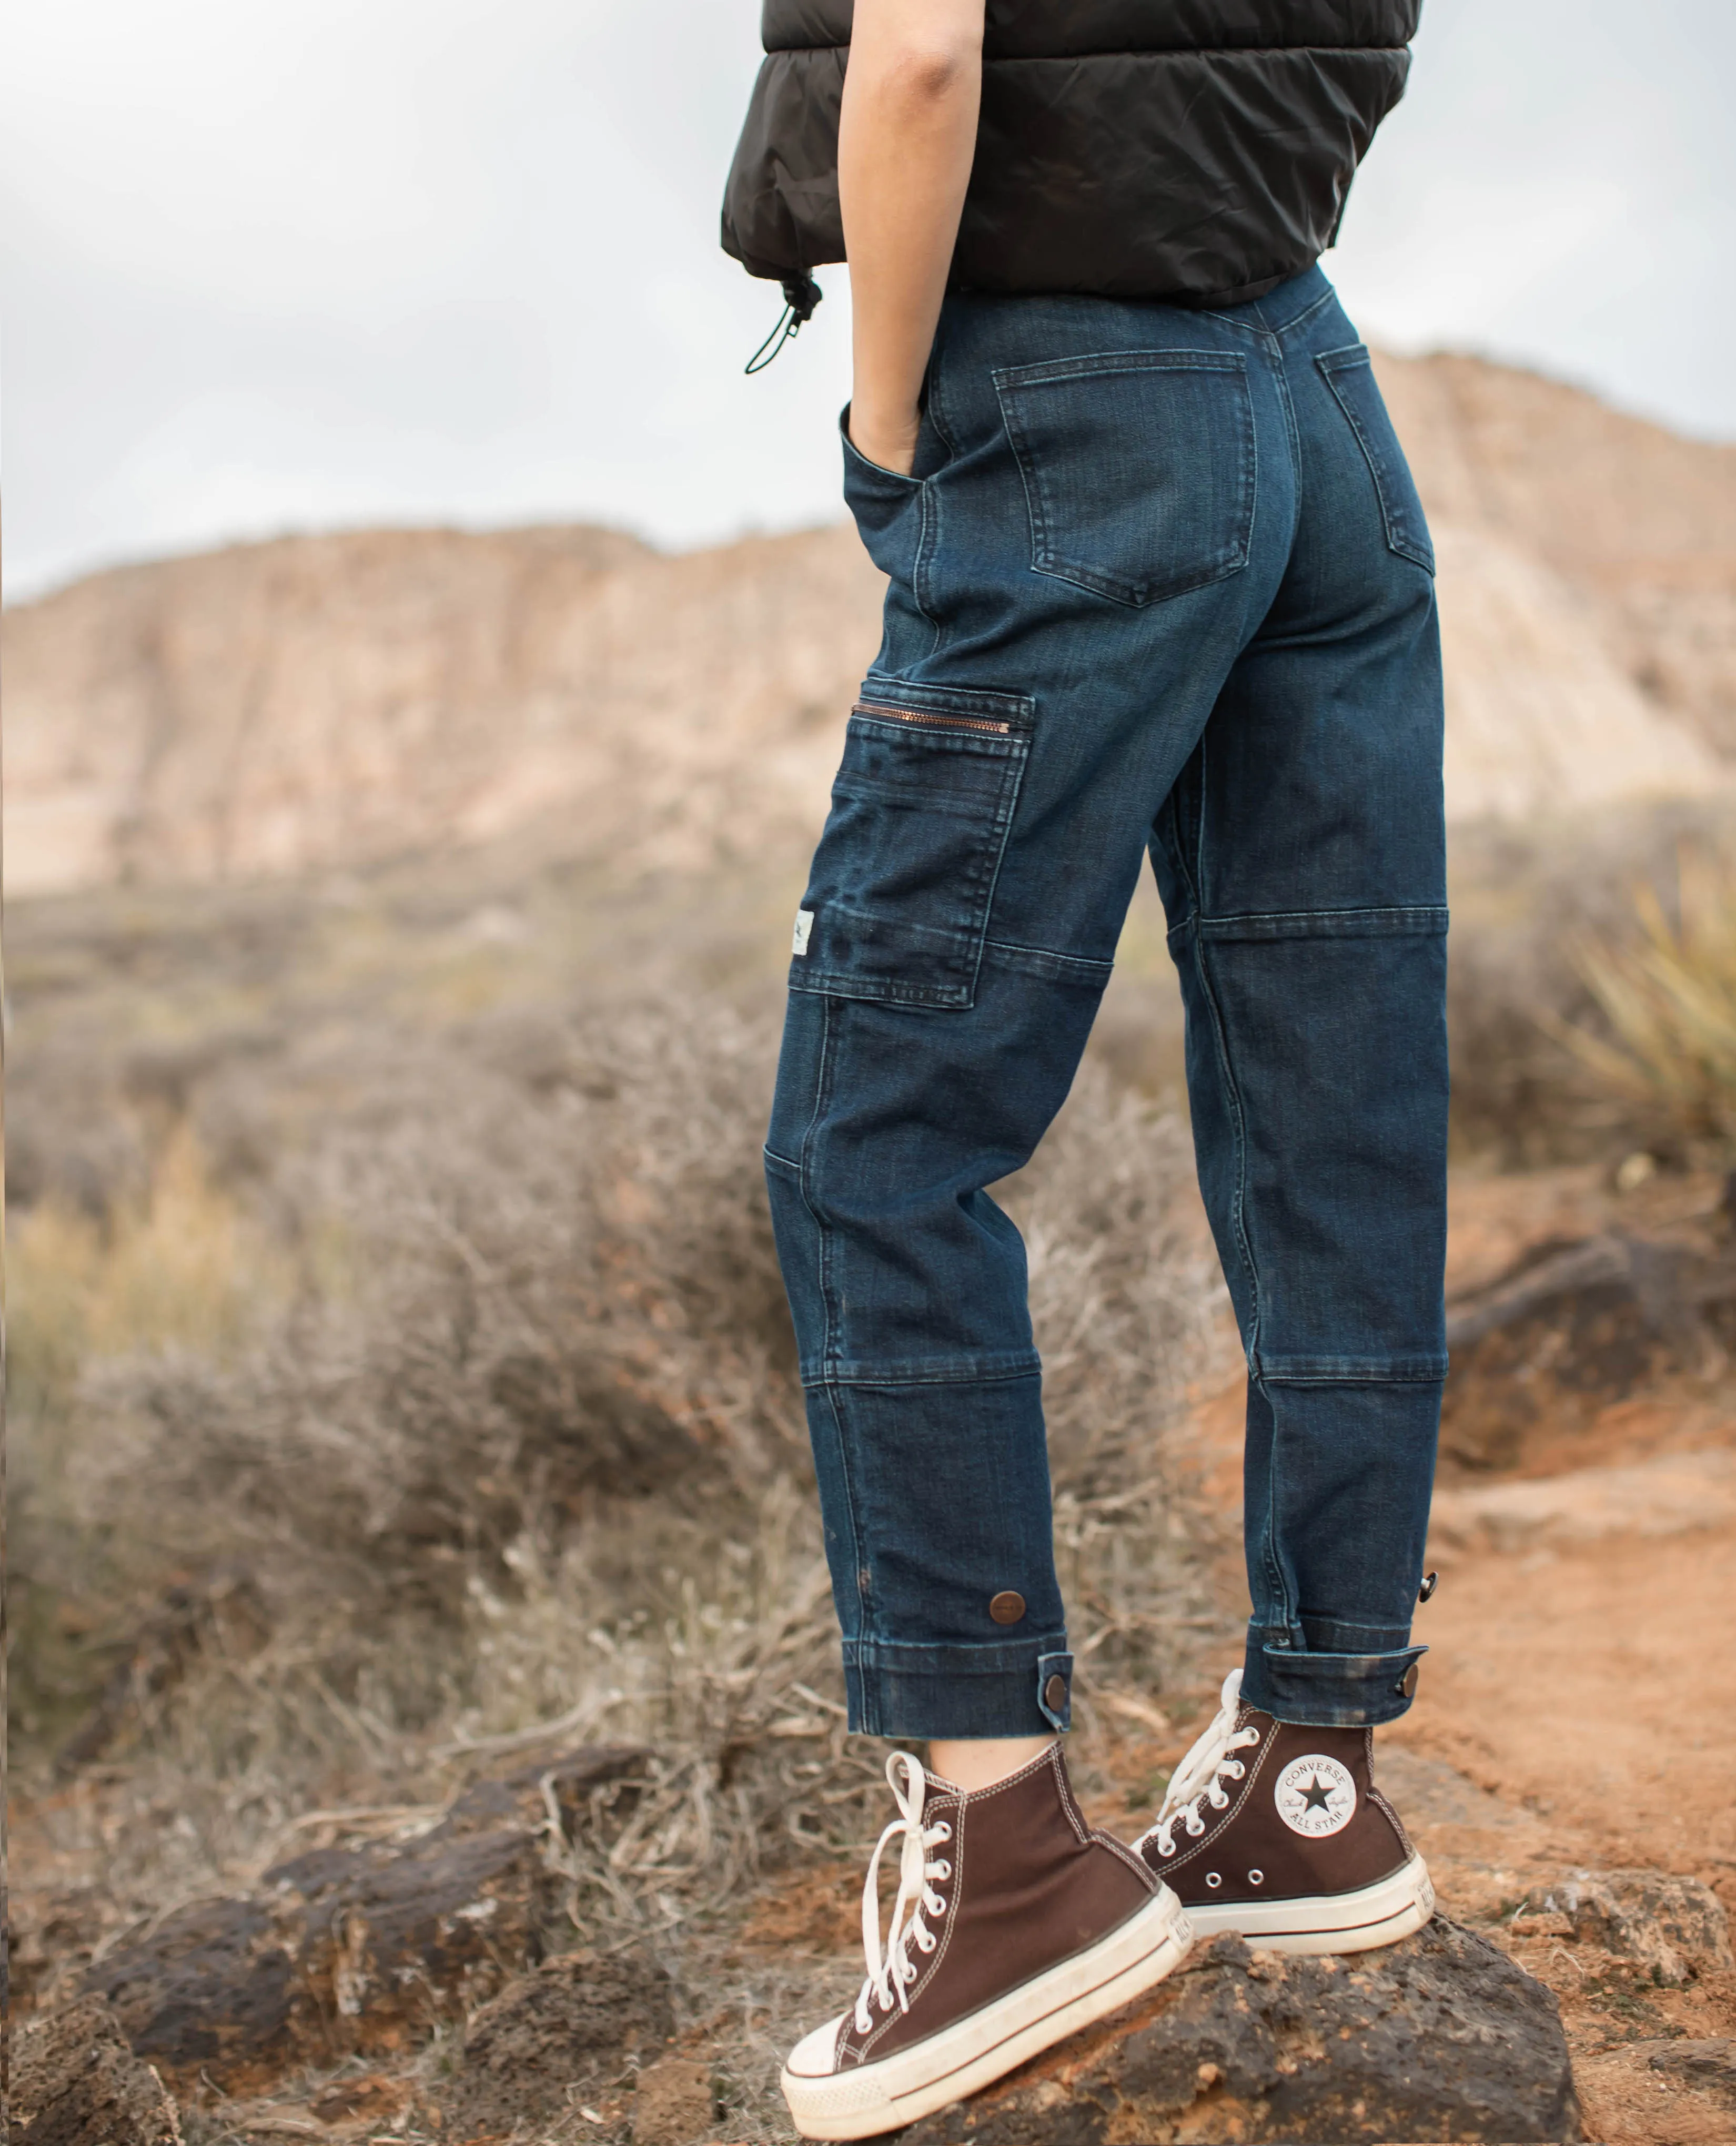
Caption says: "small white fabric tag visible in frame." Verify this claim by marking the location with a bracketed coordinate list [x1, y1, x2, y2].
[792, 908, 815, 957]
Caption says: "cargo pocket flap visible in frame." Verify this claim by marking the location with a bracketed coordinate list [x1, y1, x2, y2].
[791, 679, 1036, 1011]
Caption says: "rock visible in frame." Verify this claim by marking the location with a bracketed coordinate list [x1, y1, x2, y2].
[1439, 1232, 1736, 1471]
[81, 1744, 650, 2092]
[2, 522, 875, 897]
[1429, 1450, 1736, 1556]
[631, 2054, 717, 2145]
[1428, 520, 1718, 825]
[85, 1896, 301, 2096]
[437, 1947, 676, 2141]
[1372, 1748, 1529, 1829]
[1639, 2039, 1736, 2109]
[896, 1921, 1581, 2145]
[268, 1824, 555, 2056]
[85, 1833, 545, 2092]
[431, 1743, 651, 1839]
[11, 1995, 184, 2146]
[1540, 1870, 1734, 1985]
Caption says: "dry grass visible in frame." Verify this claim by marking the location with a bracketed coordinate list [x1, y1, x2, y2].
[1445, 798, 1736, 1164]
[12, 984, 1233, 2059]
[9, 1121, 288, 1395]
[1558, 846, 1736, 1162]
[8, 1129, 297, 1753]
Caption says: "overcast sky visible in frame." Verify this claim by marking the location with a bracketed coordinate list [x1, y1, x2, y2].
[3, 0, 1732, 602]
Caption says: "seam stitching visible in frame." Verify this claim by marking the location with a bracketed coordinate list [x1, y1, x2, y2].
[802, 1000, 871, 1652]
[982, 936, 1114, 971]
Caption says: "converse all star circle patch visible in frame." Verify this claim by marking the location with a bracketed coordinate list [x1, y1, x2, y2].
[1273, 1753, 1357, 1837]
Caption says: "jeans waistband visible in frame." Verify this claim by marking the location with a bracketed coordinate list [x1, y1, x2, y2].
[1216, 261, 1335, 337]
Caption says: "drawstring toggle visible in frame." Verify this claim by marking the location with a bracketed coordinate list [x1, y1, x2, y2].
[745, 272, 824, 374]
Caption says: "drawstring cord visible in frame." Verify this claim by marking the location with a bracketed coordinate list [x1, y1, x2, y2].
[745, 272, 823, 374]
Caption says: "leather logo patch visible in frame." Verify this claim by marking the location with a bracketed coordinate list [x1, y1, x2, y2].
[1273, 1754, 1357, 1837]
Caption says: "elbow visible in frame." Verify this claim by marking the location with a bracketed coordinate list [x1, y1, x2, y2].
[874, 41, 978, 110]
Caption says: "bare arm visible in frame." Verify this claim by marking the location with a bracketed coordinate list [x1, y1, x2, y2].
[838, 0, 984, 475]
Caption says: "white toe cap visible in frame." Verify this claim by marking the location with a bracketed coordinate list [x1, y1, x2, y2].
[784, 2012, 849, 2079]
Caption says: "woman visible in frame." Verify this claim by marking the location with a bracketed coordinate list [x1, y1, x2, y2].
[722, 4, 1444, 2134]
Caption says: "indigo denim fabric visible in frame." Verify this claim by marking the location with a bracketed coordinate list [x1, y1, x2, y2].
[765, 266, 1446, 1738]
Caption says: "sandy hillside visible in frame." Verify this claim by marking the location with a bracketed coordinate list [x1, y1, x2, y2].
[6, 351, 1731, 898]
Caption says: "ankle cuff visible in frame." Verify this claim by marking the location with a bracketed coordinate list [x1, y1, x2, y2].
[1242, 1640, 1426, 1727]
[842, 1639, 1073, 1737]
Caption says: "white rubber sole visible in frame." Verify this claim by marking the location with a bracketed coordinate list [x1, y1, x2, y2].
[780, 1884, 1194, 2141]
[1180, 1851, 1435, 1956]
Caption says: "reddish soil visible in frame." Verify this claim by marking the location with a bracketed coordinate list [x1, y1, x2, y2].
[1137, 1165, 1736, 2144]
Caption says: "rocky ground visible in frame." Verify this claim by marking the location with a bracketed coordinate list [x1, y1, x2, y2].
[14, 1158, 1735, 2145]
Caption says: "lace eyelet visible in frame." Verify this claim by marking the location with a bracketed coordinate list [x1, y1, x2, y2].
[1248, 1868, 1264, 1885]
[931, 1860, 951, 1880]
[1205, 1871, 1223, 1889]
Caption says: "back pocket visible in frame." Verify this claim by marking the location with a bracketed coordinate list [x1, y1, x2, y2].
[790, 679, 1035, 1011]
[993, 350, 1254, 607]
[1316, 346, 1435, 573]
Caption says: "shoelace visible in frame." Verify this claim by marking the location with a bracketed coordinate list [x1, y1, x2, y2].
[853, 1752, 954, 2033]
[1135, 1668, 1262, 1860]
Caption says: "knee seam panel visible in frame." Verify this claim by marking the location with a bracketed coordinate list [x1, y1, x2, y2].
[1180, 904, 1447, 945]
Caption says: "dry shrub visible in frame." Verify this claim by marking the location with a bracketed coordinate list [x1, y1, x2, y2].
[78, 1000, 804, 1611]
[1008, 1072, 1225, 1486]
[9, 1123, 288, 1404]
[15, 985, 1230, 2146]
[1557, 846, 1736, 1162]
[1446, 797, 1736, 1163]
[35, 992, 1228, 1809]
[9, 1130, 295, 1753]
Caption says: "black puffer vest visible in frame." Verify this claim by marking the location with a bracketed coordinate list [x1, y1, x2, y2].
[722, 1, 1418, 309]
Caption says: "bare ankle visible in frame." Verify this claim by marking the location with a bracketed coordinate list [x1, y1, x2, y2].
[927, 1735, 1056, 1794]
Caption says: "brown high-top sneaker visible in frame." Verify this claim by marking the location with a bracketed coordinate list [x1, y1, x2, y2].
[1134, 1669, 1434, 1955]
[780, 1744, 1192, 2141]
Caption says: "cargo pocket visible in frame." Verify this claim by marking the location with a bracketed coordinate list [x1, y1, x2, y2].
[790, 679, 1036, 1011]
[1317, 346, 1435, 573]
[993, 350, 1254, 606]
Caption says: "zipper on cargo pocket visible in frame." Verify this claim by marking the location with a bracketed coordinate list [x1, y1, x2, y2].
[853, 698, 1014, 737]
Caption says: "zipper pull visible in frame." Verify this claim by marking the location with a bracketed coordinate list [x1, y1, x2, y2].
[745, 272, 823, 374]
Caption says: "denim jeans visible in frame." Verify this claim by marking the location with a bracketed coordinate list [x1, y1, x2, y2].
[765, 266, 1446, 1739]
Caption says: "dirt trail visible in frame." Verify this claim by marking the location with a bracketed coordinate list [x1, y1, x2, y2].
[1149, 1165, 1736, 2144]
